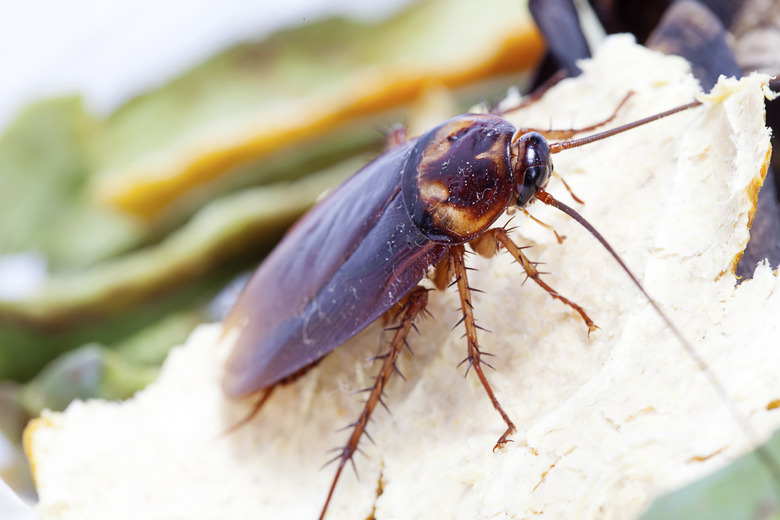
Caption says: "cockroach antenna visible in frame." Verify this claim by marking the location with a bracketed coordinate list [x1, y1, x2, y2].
[548, 100, 702, 154]
[537, 112, 780, 491]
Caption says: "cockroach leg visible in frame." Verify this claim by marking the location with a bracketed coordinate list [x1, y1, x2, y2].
[429, 253, 455, 291]
[384, 123, 407, 151]
[450, 245, 516, 451]
[219, 387, 276, 437]
[551, 171, 585, 204]
[319, 286, 429, 520]
[515, 92, 633, 140]
[521, 208, 566, 244]
[490, 228, 597, 334]
[223, 360, 325, 437]
[469, 234, 502, 259]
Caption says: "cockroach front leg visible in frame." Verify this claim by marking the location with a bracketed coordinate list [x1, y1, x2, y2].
[319, 286, 428, 520]
[472, 228, 597, 334]
[450, 245, 516, 450]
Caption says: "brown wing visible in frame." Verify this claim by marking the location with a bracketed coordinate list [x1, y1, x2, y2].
[223, 141, 446, 397]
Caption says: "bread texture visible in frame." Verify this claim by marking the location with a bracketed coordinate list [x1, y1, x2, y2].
[26, 36, 779, 519]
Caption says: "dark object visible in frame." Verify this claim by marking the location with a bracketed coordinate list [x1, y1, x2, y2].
[588, 0, 743, 42]
[647, 0, 741, 89]
[645, 1, 780, 276]
[529, 0, 590, 84]
[223, 98, 706, 519]
[530, 0, 780, 275]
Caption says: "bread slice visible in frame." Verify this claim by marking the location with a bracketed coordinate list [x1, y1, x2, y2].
[25, 36, 779, 519]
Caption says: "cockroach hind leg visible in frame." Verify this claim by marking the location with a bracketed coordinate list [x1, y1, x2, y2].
[220, 359, 325, 438]
[382, 286, 433, 327]
[318, 286, 428, 520]
[489, 228, 597, 334]
[451, 245, 517, 451]
[218, 387, 276, 438]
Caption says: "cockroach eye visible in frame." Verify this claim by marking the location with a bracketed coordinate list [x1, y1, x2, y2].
[513, 131, 553, 207]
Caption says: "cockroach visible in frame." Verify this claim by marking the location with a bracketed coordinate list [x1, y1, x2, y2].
[222, 83, 780, 519]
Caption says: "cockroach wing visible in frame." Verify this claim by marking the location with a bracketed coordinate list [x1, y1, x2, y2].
[223, 141, 447, 397]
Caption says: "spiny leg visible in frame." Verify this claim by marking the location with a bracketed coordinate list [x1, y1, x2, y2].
[485, 228, 597, 334]
[450, 245, 516, 450]
[220, 387, 275, 437]
[221, 359, 325, 437]
[318, 286, 428, 520]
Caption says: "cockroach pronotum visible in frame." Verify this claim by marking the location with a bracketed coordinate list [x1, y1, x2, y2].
[221, 53, 780, 519]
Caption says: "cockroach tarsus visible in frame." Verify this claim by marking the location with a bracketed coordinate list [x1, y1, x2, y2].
[221, 92, 780, 519]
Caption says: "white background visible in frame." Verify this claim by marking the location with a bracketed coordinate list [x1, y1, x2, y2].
[0, 0, 414, 133]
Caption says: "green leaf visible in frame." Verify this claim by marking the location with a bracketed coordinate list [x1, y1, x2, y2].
[641, 431, 780, 520]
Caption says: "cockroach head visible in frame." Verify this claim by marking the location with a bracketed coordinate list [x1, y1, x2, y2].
[512, 131, 552, 207]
